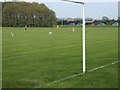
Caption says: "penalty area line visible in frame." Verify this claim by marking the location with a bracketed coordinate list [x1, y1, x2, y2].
[35, 60, 119, 88]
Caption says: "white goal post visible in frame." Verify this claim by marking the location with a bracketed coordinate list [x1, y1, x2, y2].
[62, 0, 86, 73]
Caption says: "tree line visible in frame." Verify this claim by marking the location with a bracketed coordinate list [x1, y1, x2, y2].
[2, 2, 57, 27]
[57, 16, 118, 25]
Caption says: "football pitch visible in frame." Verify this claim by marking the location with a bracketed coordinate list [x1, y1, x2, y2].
[2, 26, 118, 88]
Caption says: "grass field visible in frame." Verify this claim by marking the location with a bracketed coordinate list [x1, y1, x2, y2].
[2, 26, 118, 88]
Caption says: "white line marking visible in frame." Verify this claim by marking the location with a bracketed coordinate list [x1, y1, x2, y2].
[3, 55, 117, 60]
[35, 60, 119, 88]
[3, 55, 30, 60]
[3, 38, 117, 48]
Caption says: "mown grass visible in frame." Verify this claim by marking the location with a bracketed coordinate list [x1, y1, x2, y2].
[2, 26, 118, 88]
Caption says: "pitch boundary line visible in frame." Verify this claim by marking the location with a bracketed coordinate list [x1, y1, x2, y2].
[3, 55, 117, 60]
[35, 60, 119, 88]
[4, 39, 117, 48]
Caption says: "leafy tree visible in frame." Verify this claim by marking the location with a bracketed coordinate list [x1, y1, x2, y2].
[2, 2, 57, 27]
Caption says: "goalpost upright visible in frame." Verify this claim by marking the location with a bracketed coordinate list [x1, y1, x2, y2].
[62, 0, 86, 73]
[82, 2, 86, 73]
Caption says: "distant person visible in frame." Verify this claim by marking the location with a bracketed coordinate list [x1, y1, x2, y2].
[72, 27, 75, 32]
[57, 25, 59, 28]
[24, 25, 27, 31]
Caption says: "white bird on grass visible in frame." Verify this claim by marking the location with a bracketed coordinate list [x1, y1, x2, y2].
[49, 32, 52, 35]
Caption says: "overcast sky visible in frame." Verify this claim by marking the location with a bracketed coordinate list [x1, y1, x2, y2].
[44, 2, 118, 20]
[1, 0, 119, 3]
[0, 0, 119, 20]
